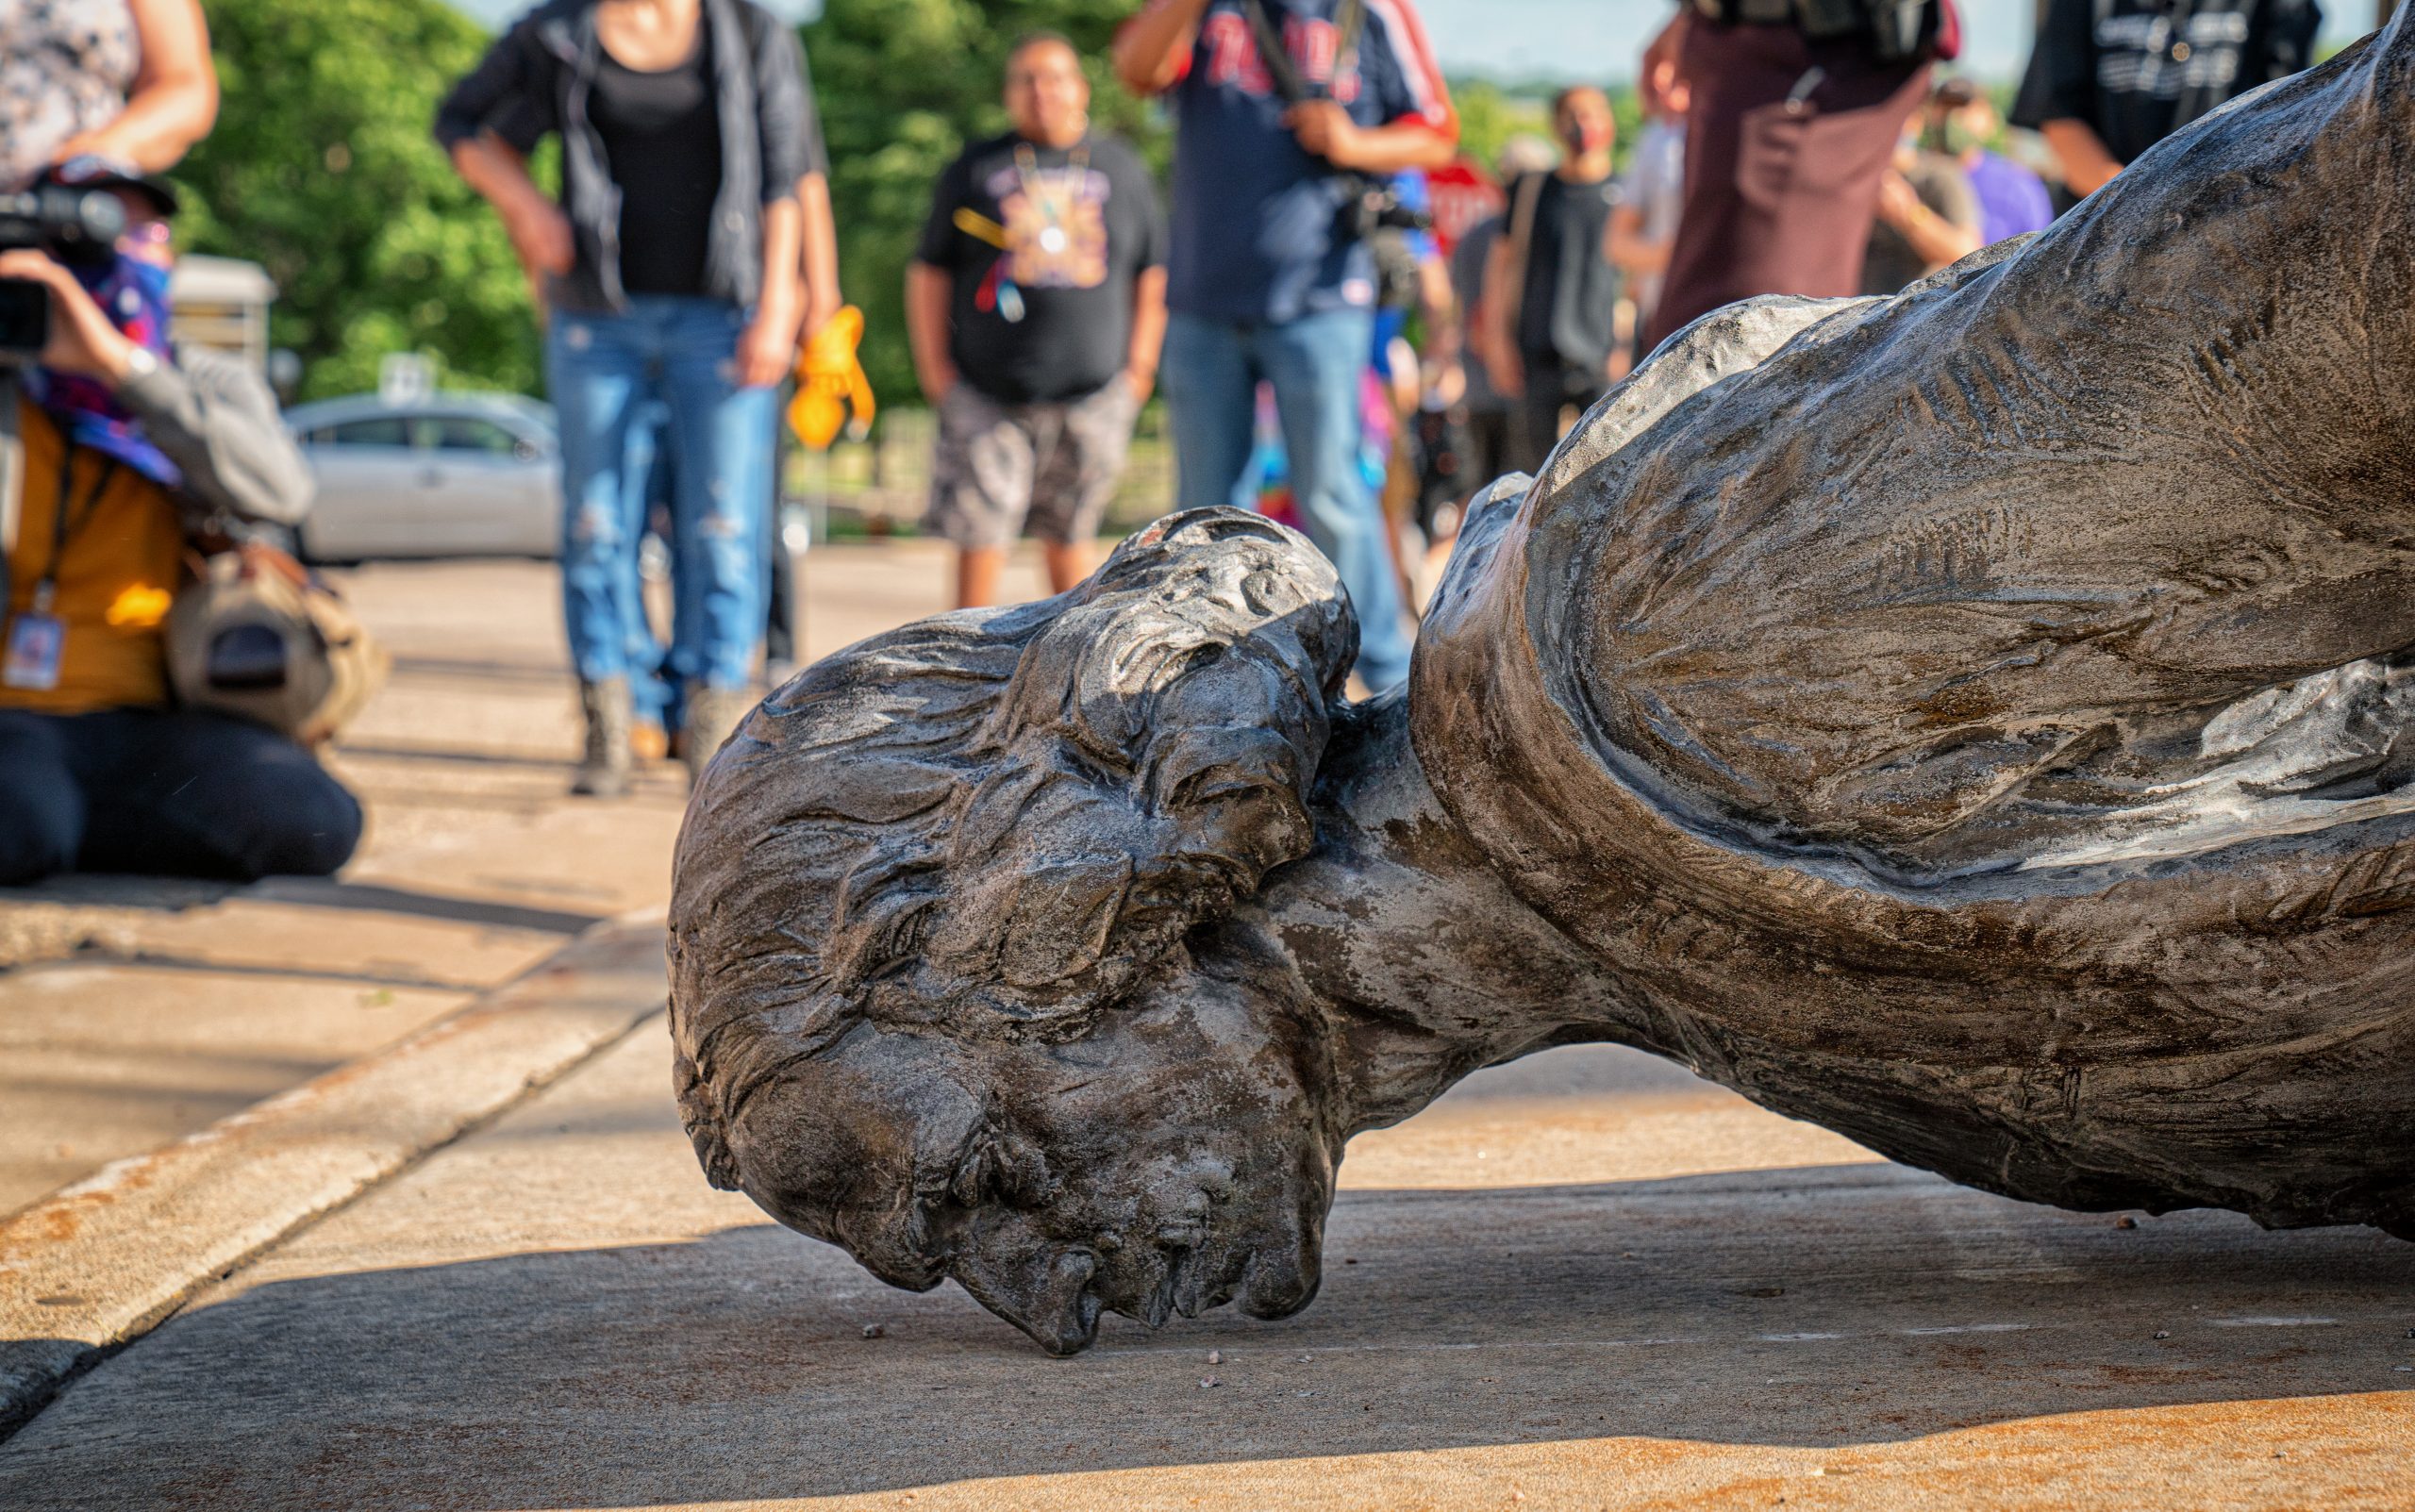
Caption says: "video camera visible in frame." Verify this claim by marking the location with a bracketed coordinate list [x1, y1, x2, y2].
[1340, 176, 1433, 244]
[0, 187, 128, 359]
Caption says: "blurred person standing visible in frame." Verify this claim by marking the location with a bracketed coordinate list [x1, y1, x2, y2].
[0, 169, 358, 885]
[2013, 0, 2321, 199]
[1927, 76, 2052, 242]
[1447, 137, 1555, 500]
[1638, 0, 1959, 349]
[908, 33, 1167, 611]
[2, 0, 218, 190]
[436, 0, 816, 794]
[1480, 86, 1624, 477]
[1113, 0, 1459, 693]
[1860, 125, 1979, 293]
[1607, 74, 1689, 352]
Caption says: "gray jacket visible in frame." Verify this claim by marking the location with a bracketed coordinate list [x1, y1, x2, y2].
[119, 345, 314, 528]
[433, 0, 821, 313]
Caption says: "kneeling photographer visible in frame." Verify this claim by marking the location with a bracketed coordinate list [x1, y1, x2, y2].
[0, 163, 360, 887]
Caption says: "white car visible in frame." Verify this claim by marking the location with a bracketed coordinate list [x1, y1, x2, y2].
[287, 393, 560, 562]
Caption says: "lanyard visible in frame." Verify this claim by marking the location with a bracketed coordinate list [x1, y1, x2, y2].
[1010, 141, 1092, 228]
[29, 445, 119, 615]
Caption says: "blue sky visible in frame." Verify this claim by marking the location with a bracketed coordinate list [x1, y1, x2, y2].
[446, 1, 2381, 84]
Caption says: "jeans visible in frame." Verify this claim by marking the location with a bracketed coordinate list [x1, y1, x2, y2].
[619, 400, 675, 728]
[0, 706, 361, 886]
[1161, 308, 1413, 691]
[546, 296, 777, 698]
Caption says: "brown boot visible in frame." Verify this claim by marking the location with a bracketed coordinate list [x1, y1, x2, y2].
[682, 683, 754, 786]
[572, 677, 633, 797]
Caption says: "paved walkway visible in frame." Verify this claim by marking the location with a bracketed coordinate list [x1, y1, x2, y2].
[3, 545, 2411, 1509]
[6, 1022, 2410, 1510]
[0, 559, 685, 1214]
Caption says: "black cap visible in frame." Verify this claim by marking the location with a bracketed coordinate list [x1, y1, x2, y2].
[40, 155, 181, 217]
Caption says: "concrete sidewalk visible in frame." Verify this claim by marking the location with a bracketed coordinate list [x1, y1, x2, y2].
[0, 558, 683, 1214]
[3, 1018, 2409, 1510]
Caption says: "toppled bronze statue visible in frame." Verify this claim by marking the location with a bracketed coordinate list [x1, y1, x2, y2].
[670, 14, 2415, 1355]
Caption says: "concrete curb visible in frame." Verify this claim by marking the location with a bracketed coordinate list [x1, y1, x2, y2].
[0, 908, 670, 1437]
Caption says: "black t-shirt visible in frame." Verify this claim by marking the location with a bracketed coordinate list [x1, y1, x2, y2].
[1510, 171, 1622, 372]
[2011, 0, 2322, 169]
[914, 131, 1166, 405]
[591, 25, 723, 297]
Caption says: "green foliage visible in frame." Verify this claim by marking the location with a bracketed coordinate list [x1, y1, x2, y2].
[1449, 79, 1532, 174]
[173, 0, 544, 400]
[807, 0, 1172, 413]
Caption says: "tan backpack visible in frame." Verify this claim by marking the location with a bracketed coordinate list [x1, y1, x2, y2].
[166, 540, 388, 747]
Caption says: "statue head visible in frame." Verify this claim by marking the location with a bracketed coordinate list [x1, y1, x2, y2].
[668, 509, 1358, 1353]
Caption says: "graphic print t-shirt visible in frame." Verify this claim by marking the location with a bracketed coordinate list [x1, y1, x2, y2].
[2011, 0, 2320, 168]
[915, 132, 1165, 405]
[1140, 0, 1455, 324]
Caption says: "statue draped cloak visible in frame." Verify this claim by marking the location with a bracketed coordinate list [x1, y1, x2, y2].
[1410, 22, 2415, 1232]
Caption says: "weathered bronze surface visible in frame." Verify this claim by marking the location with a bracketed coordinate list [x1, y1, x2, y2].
[670, 17, 2415, 1354]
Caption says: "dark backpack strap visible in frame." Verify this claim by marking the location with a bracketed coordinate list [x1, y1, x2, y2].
[1241, 0, 1310, 103]
[1241, 0, 1366, 105]
[1332, 0, 1365, 85]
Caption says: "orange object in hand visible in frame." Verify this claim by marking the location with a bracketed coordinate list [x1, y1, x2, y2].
[788, 305, 877, 451]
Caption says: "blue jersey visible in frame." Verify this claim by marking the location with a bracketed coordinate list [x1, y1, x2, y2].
[1142, 0, 1454, 324]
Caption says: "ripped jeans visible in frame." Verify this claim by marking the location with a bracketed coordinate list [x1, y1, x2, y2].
[546, 295, 776, 698]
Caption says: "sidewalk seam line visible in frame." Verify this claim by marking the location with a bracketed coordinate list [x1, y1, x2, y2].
[0, 916, 668, 1446]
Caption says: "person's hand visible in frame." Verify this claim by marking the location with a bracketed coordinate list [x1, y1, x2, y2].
[1124, 366, 1155, 405]
[501, 197, 575, 300]
[0, 249, 137, 383]
[1874, 170, 1924, 231]
[1427, 358, 1466, 408]
[917, 363, 958, 407]
[736, 300, 803, 389]
[1640, 11, 1690, 119]
[1285, 101, 1365, 168]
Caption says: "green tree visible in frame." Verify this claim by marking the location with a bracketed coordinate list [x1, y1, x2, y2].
[174, 0, 542, 400]
[1451, 78, 1529, 174]
[806, 0, 1172, 414]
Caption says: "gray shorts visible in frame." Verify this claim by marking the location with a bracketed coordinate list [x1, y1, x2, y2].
[924, 380, 1140, 550]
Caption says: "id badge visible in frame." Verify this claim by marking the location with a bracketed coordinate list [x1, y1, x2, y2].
[3, 612, 65, 691]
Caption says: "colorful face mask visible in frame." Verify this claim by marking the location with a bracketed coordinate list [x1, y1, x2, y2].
[32, 221, 180, 487]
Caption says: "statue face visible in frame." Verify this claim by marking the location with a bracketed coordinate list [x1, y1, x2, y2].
[727, 966, 1338, 1355]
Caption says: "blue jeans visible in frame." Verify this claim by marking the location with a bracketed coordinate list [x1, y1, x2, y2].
[1161, 307, 1412, 690]
[546, 296, 776, 697]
